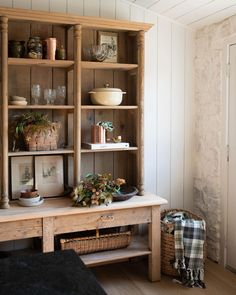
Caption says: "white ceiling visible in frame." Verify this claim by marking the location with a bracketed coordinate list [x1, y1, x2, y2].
[127, 0, 236, 29]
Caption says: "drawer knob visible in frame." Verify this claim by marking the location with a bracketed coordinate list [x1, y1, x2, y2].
[100, 215, 114, 222]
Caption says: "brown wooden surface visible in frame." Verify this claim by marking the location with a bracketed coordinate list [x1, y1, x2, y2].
[0, 194, 167, 281]
[8, 58, 74, 67]
[0, 16, 9, 209]
[73, 24, 81, 185]
[137, 31, 145, 195]
[93, 259, 236, 295]
[148, 206, 161, 282]
[0, 6, 152, 31]
[81, 61, 138, 70]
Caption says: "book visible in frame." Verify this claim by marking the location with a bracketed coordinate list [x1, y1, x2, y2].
[82, 142, 130, 150]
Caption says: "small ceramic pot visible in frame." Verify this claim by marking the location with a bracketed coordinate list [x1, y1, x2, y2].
[8, 40, 25, 58]
[27, 36, 43, 59]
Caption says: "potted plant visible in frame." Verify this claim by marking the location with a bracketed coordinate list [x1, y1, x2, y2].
[71, 173, 125, 207]
[96, 121, 114, 143]
[13, 112, 60, 151]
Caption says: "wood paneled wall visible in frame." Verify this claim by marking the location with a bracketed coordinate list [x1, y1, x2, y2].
[0, 0, 195, 251]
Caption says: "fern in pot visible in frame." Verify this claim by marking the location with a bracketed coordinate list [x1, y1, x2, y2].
[13, 112, 61, 151]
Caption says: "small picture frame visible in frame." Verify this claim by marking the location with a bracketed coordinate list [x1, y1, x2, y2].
[11, 156, 34, 199]
[98, 31, 118, 63]
[35, 155, 64, 197]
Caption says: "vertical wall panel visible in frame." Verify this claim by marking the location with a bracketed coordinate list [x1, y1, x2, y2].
[116, 0, 130, 20]
[100, 0, 115, 19]
[84, 0, 100, 17]
[130, 4, 144, 22]
[171, 24, 185, 208]
[0, 0, 13, 7]
[144, 10, 158, 194]
[67, 0, 83, 15]
[32, 0, 49, 11]
[184, 29, 195, 211]
[156, 16, 172, 207]
[50, 0, 67, 13]
[13, 0, 31, 9]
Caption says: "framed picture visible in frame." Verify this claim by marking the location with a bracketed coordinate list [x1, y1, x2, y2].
[35, 155, 64, 197]
[98, 31, 118, 63]
[11, 156, 34, 199]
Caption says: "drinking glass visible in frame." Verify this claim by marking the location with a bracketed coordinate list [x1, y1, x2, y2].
[44, 88, 56, 105]
[56, 85, 66, 105]
[31, 84, 41, 105]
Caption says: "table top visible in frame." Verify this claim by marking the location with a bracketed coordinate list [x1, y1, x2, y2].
[0, 194, 167, 222]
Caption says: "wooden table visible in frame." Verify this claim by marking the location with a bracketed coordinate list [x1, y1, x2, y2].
[0, 194, 167, 282]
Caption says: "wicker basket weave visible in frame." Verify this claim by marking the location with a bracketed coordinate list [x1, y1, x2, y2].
[23, 122, 60, 151]
[60, 230, 131, 255]
[161, 209, 206, 277]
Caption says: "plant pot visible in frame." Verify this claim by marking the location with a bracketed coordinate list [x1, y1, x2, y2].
[89, 84, 126, 106]
[23, 122, 60, 151]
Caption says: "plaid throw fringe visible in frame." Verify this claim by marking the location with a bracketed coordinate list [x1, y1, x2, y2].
[174, 219, 206, 288]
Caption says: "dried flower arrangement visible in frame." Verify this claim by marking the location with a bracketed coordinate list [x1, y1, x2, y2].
[72, 173, 125, 207]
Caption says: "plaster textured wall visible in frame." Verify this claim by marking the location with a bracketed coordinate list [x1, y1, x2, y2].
[194, 17, 236, 261]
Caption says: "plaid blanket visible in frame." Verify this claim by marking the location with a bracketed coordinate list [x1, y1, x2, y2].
[174, 219, 206, 288]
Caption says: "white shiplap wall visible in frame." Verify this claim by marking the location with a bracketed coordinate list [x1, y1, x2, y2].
[0, 0, 194, 250]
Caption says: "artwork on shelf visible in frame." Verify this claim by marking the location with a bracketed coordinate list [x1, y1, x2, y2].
[11, 156, 34, 199]
[35, 155, 64, 197]
[98, 31, 118, 63]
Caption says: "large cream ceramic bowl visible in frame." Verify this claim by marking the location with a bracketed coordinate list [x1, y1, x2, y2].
[89, 86, 126, 106]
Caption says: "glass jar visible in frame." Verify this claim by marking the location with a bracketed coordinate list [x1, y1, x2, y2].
[27, 36, 43, 59]
[8, 40, 25, 58]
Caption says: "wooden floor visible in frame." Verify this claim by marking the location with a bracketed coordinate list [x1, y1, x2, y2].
[92, 259, 236, 295]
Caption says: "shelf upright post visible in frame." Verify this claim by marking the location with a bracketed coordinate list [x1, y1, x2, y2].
[0, 16, 10, 209]
[73, 24, 82, 186]
[137, 30, 145, 196]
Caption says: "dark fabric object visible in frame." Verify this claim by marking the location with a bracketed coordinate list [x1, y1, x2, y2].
[0, 249, 107, 295]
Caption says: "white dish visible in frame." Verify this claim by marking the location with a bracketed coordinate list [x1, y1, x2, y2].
[18, 196, 44, 207]
[11, 96, 27, 101]
[19, 195, 41, 206]
[10, 101, 28, 106]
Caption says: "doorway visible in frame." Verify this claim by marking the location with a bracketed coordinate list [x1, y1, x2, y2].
[226, 42, 236, 272]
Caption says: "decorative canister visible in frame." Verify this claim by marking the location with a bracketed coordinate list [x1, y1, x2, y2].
[45, 38, 57, 60]
[56, 45, 66, 60]
[8, 40, 25, 58]
[27, 36, 43, 59]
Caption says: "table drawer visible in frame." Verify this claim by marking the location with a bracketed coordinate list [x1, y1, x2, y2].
[54, 207, 151, 234]
[0, 219, 42, 242]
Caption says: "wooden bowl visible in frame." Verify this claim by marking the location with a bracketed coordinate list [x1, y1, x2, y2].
[112, 186, 138, 202]
[20, 189, 38, 198]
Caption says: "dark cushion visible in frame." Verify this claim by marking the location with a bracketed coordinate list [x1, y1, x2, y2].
[0, 249, 106, 295]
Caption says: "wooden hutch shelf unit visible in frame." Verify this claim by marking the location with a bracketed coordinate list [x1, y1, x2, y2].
[0, 7, 152, 209]
[0, 7, 168, 283]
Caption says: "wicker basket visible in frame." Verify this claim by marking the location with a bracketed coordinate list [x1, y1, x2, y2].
[23, 122, 60, 151]
[161, 209, 206, 277]
[60, 230, 131, 255]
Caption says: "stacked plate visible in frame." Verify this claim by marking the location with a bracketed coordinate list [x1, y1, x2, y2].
[18, 195, 44, 207]
[18, 190, 44, 207]
[10, 96, 27, 106]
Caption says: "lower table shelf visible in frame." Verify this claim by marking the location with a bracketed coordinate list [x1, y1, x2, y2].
[81, 236, 150, 267]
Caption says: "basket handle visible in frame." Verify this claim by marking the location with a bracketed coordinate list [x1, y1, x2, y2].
[100, 215, 114, 222]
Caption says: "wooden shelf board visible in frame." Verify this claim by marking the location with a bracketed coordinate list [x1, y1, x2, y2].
[81, 61, 138, 71]
[81, 147, 138, 153]
[8, 149, 74, 157]
[8, 58, 74, 68]
[81, 105, 138, 110]
[81, 236, 150, 267]
[8, 105, 74, 110]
